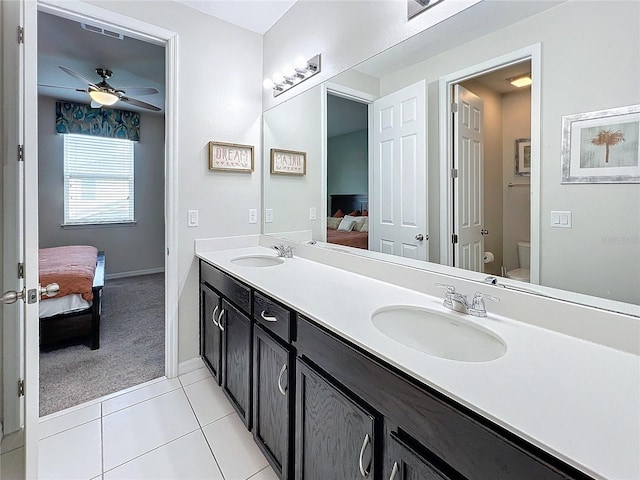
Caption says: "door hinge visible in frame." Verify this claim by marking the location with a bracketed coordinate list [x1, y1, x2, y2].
[452, 233, 458, 244]
[18, 26, 24, 44]
[451, 168, 458, 179]
[17, 145, 24, 162]
[451, 102, 458, 113]
[18, 379, 24, 397]
[18, 262, 24, 279]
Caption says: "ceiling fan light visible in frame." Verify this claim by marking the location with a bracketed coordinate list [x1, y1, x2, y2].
[89, 89, 118, 106]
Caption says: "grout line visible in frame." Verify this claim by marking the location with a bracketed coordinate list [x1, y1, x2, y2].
[199, 428, 226, 480]
[246, 466, 273, 479]
[101, 379, 183, 417]
[101, 427, 201, 475]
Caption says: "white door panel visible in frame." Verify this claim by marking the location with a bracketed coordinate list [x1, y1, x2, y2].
[454, 85, 484, 272]
[372, 80, 428, 260]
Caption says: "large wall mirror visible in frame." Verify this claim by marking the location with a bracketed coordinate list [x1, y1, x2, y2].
[263, 1, 640, 314]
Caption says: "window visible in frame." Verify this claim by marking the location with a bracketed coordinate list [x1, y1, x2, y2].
[63, 134, 135, 225]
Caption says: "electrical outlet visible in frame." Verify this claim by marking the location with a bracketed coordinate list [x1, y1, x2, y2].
[265, 209, 274, 223]
[309, 207, 317, 220]
[187, 210, 198, 227]
[248, 209, 257, 224]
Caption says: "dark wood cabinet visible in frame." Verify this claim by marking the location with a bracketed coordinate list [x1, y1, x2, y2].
[200, 284, 222, 384]
[295, 359, 375, 480]
[221, 299, 252, 428]
[385, 430, 453, 480]
[253, 325, 292, 479]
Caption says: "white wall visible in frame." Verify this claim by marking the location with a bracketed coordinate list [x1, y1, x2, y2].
[38, 96, 166, 276]
[502, 89, 531, 273]
[263, 85, 323, 239]
[84, 0, 263, 362]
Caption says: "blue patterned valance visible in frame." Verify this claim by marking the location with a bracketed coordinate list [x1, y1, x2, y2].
[56, 101, 140, 142]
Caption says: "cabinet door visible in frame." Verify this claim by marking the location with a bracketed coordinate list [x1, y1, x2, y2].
[201, 284, 222, 385]
[386, 431, 452, 480]
[221, 299, 252, 427]
[295, 359, 376, 480]
[253, 325, 291, 479]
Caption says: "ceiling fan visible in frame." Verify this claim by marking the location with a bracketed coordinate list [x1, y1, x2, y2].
[40, 66, 161, 112]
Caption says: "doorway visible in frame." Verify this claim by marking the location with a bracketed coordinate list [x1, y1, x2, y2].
[36, 9, 168, 416]
[439, 45, 541, 284]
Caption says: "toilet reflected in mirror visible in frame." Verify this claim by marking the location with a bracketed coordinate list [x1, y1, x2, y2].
[505, 241, 531, 283]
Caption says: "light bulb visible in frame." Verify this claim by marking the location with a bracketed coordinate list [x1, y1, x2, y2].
[263, 78, 274, 89]
[283, 64, 295, 78]
[294, 55, 308, 70]
[88, 89, 118, 106]
[272, 72, 284, 84]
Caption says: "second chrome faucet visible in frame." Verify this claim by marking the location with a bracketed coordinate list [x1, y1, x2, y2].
[435, 283, 499, 317]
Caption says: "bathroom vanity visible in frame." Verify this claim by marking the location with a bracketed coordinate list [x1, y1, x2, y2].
[196, 238, 639, 480]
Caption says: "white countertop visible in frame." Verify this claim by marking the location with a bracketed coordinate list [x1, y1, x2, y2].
[197, 246, 640, 480]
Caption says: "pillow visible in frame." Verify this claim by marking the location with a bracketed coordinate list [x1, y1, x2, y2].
[326, 217, 342, 229]
[349, 215, 367, 232]
[332, 209, 345, 218]
[337, 217, 356, 232]
[347, 210, 360, 217]
[362, 209, 368, 216]
[359, 217, 369, 232]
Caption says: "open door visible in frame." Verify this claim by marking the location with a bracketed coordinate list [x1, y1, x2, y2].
[453, 84, 485, 272]
[371, 80, 428, 260]
[1, 0, 39, 477]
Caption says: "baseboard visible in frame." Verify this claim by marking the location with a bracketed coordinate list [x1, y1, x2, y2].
[178, 357, 205, 376]
[105, 267, 165, 280]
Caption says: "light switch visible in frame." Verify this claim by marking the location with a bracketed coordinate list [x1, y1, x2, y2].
[265, 209, 274, 223]
[188, 210, 199, 227]
[309, 207, 317, 220]
[550, 210, 572, 228]
[248, 209, 257, 224]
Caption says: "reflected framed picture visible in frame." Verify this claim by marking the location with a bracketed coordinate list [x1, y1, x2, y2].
[561, 104, 640, 184]
[208, 141, 254, 172]
[270, 148, 307, 175]
[515, 138, 531, 176]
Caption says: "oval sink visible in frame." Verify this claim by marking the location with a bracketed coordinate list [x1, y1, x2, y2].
[371, 306, 506, 362]
[230, 255, 284, 267]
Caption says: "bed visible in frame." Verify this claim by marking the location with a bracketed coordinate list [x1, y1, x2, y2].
[39, 246, 105, 350]
[327, 194, 369, 250]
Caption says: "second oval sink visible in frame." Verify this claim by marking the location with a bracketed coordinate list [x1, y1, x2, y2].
[371, 306, 506, 362]
[230, 255, 284, 267]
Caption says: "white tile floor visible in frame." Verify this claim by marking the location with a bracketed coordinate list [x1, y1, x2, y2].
[37, 365, 277, 480]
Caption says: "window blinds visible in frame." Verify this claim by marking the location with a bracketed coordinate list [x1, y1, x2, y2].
[63, 134, 135, 225]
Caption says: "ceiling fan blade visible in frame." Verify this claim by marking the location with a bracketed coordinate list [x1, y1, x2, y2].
[58, 65, 99, 89]
[118, 86, 159, 96]
[38, 83, 87, 93]
[119, 96, 161, 112]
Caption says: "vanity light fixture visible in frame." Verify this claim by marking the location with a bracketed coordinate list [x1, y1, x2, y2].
[264, 54, 321, 97]
[508, 73, 532, 88]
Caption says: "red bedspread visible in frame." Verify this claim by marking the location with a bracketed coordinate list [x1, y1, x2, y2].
[326, 229, 369, 249]
[39, 246, 98, 302]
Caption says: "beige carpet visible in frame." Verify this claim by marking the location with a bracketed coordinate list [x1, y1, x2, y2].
[39, 273, 165, 417]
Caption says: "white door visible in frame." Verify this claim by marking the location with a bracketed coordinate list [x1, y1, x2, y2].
[1, 0, 39, 476]
[453, 84, 484, 272]
[371, 80, 428, 260]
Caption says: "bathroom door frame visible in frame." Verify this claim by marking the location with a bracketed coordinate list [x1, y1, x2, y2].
[438, 44, 541, 284]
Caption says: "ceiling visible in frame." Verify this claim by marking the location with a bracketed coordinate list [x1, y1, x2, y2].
[175, 0, 297, 35]
[38, 11, 166, 114]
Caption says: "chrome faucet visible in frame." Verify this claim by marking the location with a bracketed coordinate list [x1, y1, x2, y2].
[435, 283, 499, 317]
[271, 244, 294, 258]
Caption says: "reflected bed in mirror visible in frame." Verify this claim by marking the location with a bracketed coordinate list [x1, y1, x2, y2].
[262, 0, 640, 316]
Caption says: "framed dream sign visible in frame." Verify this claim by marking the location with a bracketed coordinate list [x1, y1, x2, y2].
[209, 141, 254, 172]
[270, 148, 306, 175]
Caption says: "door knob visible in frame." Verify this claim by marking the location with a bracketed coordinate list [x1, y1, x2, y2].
[415, 233, 429, 241]
[40, 283, 60, 298]
[1, 289, 25, 304]
[480, 229, 489, 235]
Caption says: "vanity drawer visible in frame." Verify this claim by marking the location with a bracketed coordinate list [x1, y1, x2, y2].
[200, 260, 251, 314]
[253, 291, 292, 343]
